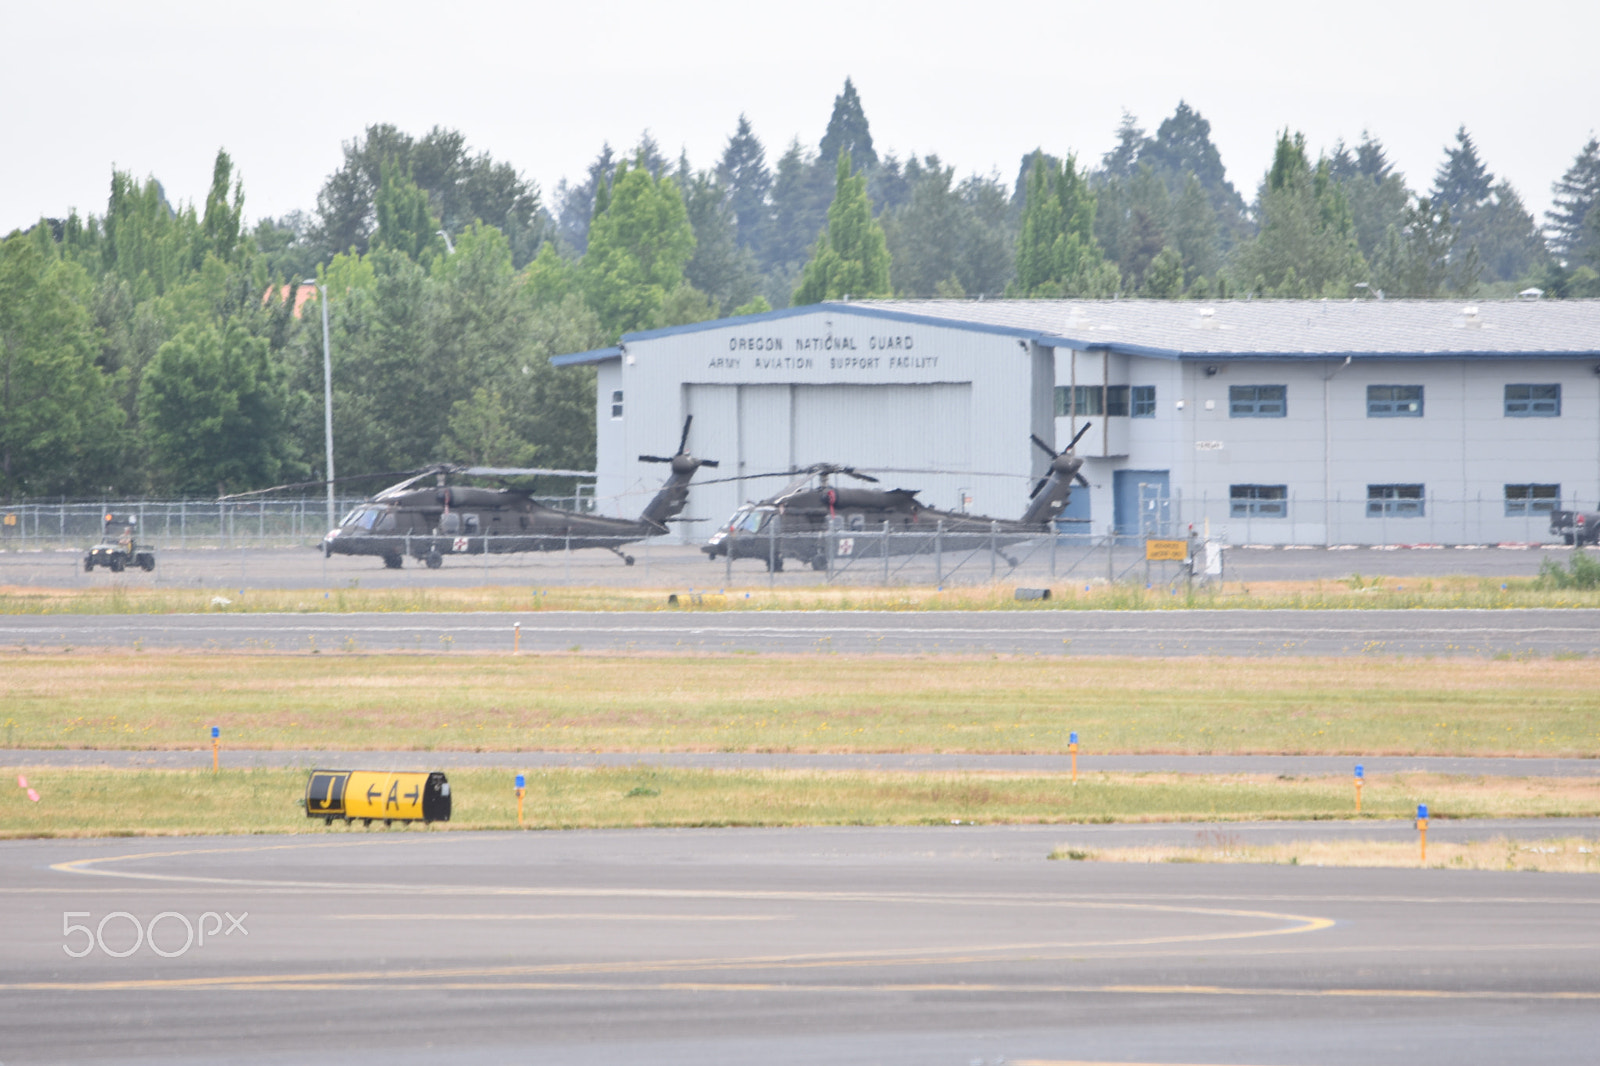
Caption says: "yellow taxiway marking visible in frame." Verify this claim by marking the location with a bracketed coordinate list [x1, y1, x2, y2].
[5, 978, 1598, 1000]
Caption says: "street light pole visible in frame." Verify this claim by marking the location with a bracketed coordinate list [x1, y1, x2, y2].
[305, 279, 335, 533]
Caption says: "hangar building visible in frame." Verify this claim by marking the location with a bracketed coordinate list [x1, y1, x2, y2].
[553, 299, 1600, 546]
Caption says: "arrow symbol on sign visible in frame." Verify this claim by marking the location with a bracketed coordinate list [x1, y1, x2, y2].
[367, 785, 381, 803]
[405, 787, 419, 804]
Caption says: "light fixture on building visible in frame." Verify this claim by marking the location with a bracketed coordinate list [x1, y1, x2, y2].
[1205, 365, 1219, 377]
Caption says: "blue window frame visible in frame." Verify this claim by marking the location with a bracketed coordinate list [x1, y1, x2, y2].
[1505, 384, 1559, 417]
[1505, 484, 1559, 516]
[1131, 385, 1156, 418]
[1230, 384, 1286, 418]
[1368, 385, 1423, 417]
[1230, 485, 1287, 518]
[1367, 484, 1424, 517]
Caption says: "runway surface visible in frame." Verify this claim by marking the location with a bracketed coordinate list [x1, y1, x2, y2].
[3, 825, 1597, 1065]
[5, 606, 1600, 656]
[4, 748, 1595, 778]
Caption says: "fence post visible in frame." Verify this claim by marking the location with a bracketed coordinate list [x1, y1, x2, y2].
[935, 521, 944, 587]
[990, 521, 998, 582]
[1107, 524, 1114, 585]
[882, 520, 890, 585]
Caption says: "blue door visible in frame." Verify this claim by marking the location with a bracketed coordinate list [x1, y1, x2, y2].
[1113, 470, 1170, 536]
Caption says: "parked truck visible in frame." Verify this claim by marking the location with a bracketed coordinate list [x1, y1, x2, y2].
[1549, 507, 1600, 546]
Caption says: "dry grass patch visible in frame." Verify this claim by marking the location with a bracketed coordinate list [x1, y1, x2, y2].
[1052, 836, 1600, 873]
[3, 653, 1599, 756]
[6, 573, 1600, 615]
[2, 768, 1595, 839]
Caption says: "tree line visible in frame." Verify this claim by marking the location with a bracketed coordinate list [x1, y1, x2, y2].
[5, 80, 1599, 499]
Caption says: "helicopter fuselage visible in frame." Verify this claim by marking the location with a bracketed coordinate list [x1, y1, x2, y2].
[322, 486, 665, 568]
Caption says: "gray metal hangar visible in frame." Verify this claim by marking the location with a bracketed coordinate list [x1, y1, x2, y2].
[553, 299, 1600, 547]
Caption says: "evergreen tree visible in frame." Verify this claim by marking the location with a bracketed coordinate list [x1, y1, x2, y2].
[682, 170, 759, 313]
[765, 138, 831, 274]
[1329, 133, 1410, 264]
[1101, 111, 1147, 180]
[1009, 152, 1118, 297]
[1432, 127, 1493, 213]
[553, 143, 616, 255]
[1140, 101, 1247, 245]
[1169, 174, 1220, 285]
[1547, 137, 1600, 265]
[1231, 132, 1366, 297]
[1370, 197, 1479, 297]
[793, 151, 891, 304]
[818, 78, 877, 172]
[716, 114, 772, 253]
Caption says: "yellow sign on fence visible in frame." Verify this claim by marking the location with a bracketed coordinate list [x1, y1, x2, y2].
[1145, 538, 1188, 561]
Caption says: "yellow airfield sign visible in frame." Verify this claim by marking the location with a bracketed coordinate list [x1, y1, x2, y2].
[1145, 538, 1189, 561]
[305, 769, 451, 825]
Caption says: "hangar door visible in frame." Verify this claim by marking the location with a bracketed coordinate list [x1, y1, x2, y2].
[686, 382, 972, 515]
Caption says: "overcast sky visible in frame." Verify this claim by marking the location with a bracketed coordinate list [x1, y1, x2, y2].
[4, 1, 1596, 237]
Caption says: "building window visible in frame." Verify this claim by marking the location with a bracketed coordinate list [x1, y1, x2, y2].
[1131, 385, 1156, 418]
[1230, 484, 1288, 518]
[1505, 484, 1560, 516]
[1105, 385, 1129, 416]
[1368, 385, 1423, 417]
[1505, 384, 1560, 417]
[610, 389, 623, 419]
[1054, 385, 1105, 417]
[1229, 384, 1286, 417]
[1367, 484, 1425, 517]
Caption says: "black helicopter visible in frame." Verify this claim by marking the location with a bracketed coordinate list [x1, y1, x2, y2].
[225, 417, 716, 568]
[702, 424, 1092, 571]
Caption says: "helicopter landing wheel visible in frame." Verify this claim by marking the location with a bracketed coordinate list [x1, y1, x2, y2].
[624, 554, 635, 566]
[425, 551, 443, 569]
[810, 555, 827, 571]
[382, 554, 403, 569]
[766, 556, 784, 572]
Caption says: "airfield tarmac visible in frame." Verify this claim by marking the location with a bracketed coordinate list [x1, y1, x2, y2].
[3, 825, 1597, 1066]
[0, 543, 1584, 590]
[6, 606, 1600, 657]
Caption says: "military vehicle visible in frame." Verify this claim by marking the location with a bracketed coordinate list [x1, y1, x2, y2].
[84, 513, 156, 572]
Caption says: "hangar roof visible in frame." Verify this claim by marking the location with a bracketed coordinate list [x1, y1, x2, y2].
[551, 299, 1600, 366]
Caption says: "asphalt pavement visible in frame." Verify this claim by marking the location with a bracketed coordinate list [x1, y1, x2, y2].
[3, 825, 1597, 1065]
[5, 606, 1600, 656]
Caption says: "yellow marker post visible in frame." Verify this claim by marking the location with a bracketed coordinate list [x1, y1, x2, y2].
[515, 773, 526, 827]
[1417, 803, 1428, 863]
[1354, 764, 1364, 814]
[211, 726, 219, 774]
[1069, 731, 1079, 784]
[514, 621, 521, 654]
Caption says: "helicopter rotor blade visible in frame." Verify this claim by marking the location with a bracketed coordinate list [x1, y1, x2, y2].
[678, 414, 693, 456]
[457, 466, 595, 479]
[1067, 420, 1093, 450]
[842, 468, 880, 483]
[1030, 433, 1057, 460]
[218, 468, 428, 501]
[1028, 477, 1049, 500]
[638, 455, 674, 464]
[700, 459, 720, 468]
[1075, 472, 1090, 488]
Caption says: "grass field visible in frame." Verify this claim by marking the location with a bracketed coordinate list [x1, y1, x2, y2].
[1050, 836, 1600, 873]
[3, 767, 1596, 839]
[5, 573, 1600, 614]
[3, 653, 1597, 756]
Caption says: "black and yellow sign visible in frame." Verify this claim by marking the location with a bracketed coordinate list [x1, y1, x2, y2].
[305, 769, 451, 825]
[1145, 538, 1188, 561]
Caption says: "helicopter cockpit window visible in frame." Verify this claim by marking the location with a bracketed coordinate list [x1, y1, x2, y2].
[352, 509, 381, 531]
[847, 513, 866, 531]
[373, 511, 397, 532]
[735, 508, 768, 533]
[464, 514, 481, 533]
